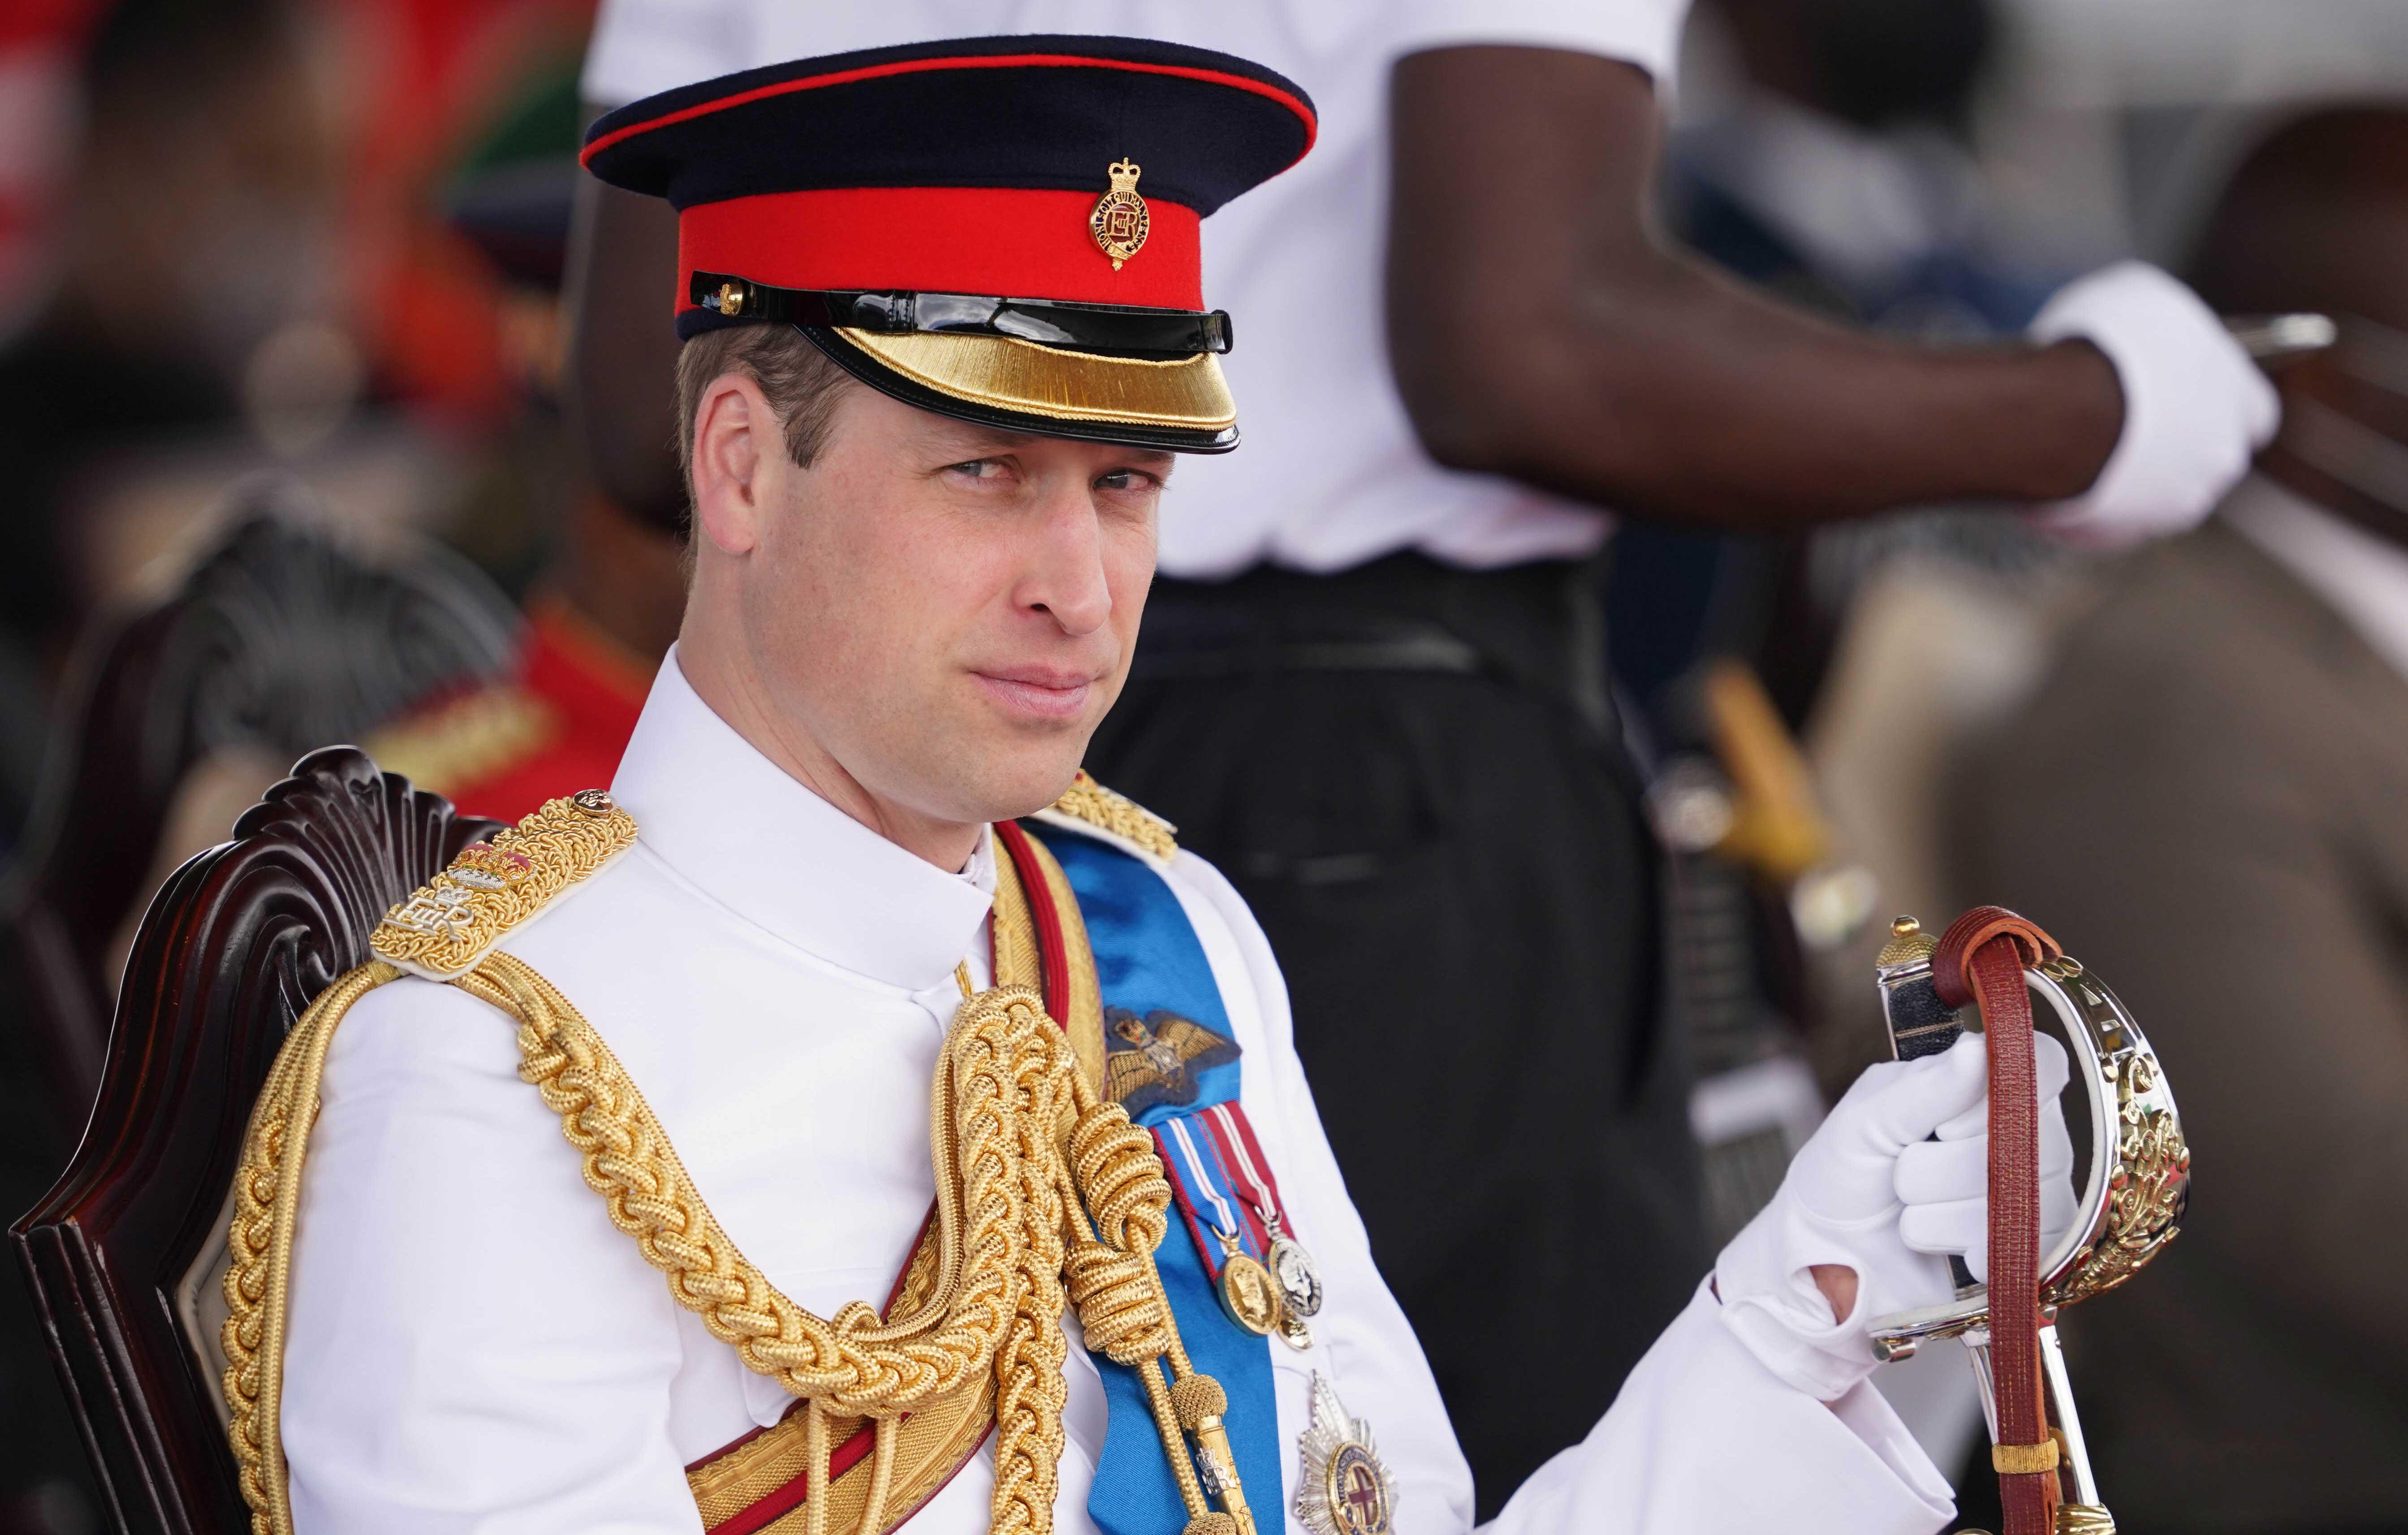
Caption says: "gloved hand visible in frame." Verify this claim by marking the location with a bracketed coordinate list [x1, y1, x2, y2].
[2026, 260, 2279, 548]
[1714, 1033, 2076, 1401]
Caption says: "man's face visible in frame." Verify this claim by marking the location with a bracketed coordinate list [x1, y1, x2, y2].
[731, 383, 1169, 828]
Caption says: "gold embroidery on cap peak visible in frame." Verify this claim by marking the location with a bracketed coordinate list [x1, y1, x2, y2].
[1090, 158, 1149, 270]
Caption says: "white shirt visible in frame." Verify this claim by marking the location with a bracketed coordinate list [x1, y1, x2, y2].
[2224, 472, 2408, 683]
[279, 651, 1953, 1533]
[580, 0, 1687, 578]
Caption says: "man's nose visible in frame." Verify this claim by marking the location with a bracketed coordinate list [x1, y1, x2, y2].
[1020, 480, 1114, 636]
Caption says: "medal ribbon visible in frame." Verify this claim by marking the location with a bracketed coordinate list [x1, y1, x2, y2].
[1025, 822, 1283, 1535]
[1205, 1102, 1293, 1245]
[1158, 1115, 1268, 1279]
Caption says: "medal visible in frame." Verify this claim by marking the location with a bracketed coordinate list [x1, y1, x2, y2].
[1276, 1310, 1315, 1352]
[1216, 1233, 1286, 1337]
[1163, 1117, 1286, 1336]
[1266, 1230, 1323, 1320]
[1294, 1374, 1394, 1535]
[1208, 1104, 1327, 1325]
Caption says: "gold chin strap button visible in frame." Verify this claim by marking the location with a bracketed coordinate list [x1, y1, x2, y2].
[715, 280, 746, 316]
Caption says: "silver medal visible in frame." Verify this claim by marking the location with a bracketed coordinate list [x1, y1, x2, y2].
[1267, 1233, 1323, 1319]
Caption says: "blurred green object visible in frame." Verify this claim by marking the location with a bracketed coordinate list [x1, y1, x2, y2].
[441, 53, 586, 291]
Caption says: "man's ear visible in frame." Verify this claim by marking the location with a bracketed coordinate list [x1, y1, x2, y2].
[690, 372, 775, 557]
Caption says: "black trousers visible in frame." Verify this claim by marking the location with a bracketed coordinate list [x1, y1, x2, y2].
[1086, 556, 1702, 1516]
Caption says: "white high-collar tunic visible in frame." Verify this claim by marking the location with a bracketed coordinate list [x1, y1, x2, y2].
[280, 654, 1955, 1534]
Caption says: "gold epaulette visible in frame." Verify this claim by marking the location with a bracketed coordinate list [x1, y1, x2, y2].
[369, 789, 638, 980]
[1047, 770, 1176, 858]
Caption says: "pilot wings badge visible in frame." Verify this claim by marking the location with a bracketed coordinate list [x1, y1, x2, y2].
[1103, 1006, 1238, 1117]
[1295, 1374, 1394, 1535]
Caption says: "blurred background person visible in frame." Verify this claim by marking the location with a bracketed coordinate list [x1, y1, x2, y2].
[0, 0, 343, 1523]
[569, 0, 2272, 1513]
[369, 52, 682, 824]
[1621, 0, 2063, 750]
[1958, 104, 2408, 1535]
[0, 0, 341, 847]
[1622, 0, 2064, 1251]
[0, 0, 607, 1529]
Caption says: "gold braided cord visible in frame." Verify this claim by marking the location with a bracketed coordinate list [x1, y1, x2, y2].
[221, 960, 404, 1535]
[219, 807, 1242, 1535]
[475, 954, 1044, 1415]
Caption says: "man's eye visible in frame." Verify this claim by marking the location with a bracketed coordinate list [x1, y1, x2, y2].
[1095, 469, 1157, 492]
[947, 458, 1007, 480]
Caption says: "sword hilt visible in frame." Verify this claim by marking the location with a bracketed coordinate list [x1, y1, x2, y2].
[1869, 913, 2190, 1535]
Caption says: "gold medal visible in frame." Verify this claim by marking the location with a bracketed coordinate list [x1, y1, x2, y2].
[1216, 1233, 1285, 1337]
[1276, 1310, 1315, 1352]
[1090, 157, 1150, 270]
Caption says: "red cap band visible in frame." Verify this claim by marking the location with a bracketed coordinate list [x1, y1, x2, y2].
[676, 185, 1204, 314]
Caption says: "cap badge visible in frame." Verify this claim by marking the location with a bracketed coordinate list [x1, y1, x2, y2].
[1090, 157, 1150, 271]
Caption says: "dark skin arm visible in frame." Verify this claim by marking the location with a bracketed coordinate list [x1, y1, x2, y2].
[1386, 47, 2126, 531]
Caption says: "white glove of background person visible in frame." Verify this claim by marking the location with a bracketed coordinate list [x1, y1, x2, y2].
[1713, 1033, 2075, 1401]
[2027, 259, 2279, 548]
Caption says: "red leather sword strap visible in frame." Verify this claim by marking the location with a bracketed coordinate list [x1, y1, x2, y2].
[1933, 906, 2065, 1535]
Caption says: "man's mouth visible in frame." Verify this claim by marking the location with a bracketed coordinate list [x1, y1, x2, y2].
[971, 665, 1098, 722]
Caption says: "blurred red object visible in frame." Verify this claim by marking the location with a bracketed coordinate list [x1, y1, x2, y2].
[367, 591, 652, 825]
[0, 0, 100, 336]
[331, 0, 594, 424]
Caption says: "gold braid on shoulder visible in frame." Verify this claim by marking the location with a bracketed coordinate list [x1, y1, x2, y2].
[219, 787, 1247, 1535]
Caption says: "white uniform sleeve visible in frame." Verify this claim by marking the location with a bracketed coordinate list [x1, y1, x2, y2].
[582, 0, 755, 106]
[1386, 0, 1692, 85]
[280, 977, 700, 1535]
[1170, 852, 1955, 1535]
[1487, 1285, 1954, 1535]
[583, 0, 1693, 110]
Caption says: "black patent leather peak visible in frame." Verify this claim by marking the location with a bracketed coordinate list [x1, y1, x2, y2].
[688, 272, 1232, 358]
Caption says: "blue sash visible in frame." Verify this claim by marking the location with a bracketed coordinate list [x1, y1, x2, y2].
[1026, 822, 1282, 1535]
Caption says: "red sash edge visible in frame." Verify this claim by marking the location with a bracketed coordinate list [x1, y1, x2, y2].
[993, 819, 1073, 1024]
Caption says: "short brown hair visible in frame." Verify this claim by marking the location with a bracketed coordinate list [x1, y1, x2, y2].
[673, 325, 854, 485]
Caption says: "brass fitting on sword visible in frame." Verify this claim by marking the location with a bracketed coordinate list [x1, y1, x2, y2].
[1869, 910, 2188, 1535]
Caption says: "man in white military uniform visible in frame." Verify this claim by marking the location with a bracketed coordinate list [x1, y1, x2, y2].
[567, 5, 2266, 1506]
[235, 38, 2071, 1535]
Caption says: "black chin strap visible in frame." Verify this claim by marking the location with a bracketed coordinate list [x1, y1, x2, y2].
[688, 272, 1232, 358]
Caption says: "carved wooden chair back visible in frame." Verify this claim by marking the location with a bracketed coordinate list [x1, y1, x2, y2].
[0, 491, 516, 1110]
[9, 750, 500, 1535]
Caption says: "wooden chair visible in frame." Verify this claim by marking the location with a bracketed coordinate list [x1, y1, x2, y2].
[0, 493, 517, 1111]
[9, 749, 500, 1534]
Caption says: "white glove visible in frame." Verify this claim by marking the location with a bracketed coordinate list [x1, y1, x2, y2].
[2027, 259, 2279, 548]
[1714, 1033, 2076, 1401]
